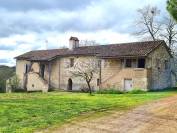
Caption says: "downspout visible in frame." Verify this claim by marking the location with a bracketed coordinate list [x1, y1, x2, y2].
[48, 62, 51, 90]
[58, 59, 61, 89]
[99, 58, 102, 90]
[150, 57, 153, 90]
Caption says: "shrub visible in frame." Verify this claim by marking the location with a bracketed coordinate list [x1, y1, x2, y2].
[128, 89, 146, 94]
[7, 75, 21, 92]
[149, 87, 177, 92]
[96, 89, 124, 94]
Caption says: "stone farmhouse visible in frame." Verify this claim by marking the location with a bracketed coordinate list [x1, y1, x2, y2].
[14, 37, 176, 92]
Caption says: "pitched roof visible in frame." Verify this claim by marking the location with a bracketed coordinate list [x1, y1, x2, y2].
[15, 40, 167, 61]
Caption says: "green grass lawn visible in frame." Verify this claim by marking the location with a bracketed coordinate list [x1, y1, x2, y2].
[0, 90, 176, 133]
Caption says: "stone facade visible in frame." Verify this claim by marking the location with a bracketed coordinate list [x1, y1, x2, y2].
[14, 42, 176, 92]
[147, 44, 175, 89]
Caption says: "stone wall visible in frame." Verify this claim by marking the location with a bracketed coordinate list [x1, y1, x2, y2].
[59, 56, 99, 91]
[27, 72, 48, 92]
[147, 44, 173, 89]
[16, 60, 30, 88]
[15, 43, 175, 92]
[100, 60, 149, 90]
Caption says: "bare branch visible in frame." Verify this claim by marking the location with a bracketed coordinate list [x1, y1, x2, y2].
[69, 58, 99, 94]
[133, 5, 161, 40]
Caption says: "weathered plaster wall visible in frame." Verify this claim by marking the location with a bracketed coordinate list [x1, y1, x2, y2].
[147, 44, 172, 89]
[59, 56, 99, 91]
[16, 43, 174, 92]
[50, 59, 60, 89]
[16, 60, 30, 88]
[27, 72, 48, 92]
[100, 59, 149, 90]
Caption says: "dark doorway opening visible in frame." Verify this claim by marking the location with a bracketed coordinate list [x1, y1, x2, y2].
[138, 59, 145, 68]
[68, 78, 72, 91]
[40, 64, 45, 78]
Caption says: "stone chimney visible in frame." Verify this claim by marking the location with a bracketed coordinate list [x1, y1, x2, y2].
[69, 36, 79, 50]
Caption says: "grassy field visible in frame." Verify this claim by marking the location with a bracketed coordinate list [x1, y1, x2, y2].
[0, 90, 176, 133]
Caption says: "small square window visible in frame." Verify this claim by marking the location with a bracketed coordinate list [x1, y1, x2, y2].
[125, 59, 132, 68]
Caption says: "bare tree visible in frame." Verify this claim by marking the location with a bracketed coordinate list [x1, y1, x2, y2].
[79, 40, 97, 47]
[160, 16, 177, 51]
[69, 58, 99, 95]
[134, 5, 161, 41]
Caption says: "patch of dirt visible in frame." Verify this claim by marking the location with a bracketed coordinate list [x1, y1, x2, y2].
[45, 95, 177, 133]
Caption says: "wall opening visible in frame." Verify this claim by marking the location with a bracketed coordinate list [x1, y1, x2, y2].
[138, 59, 145, 68]
[125, 59, 132, 68]
[68, 78, 72, 91]
[40, 64, 45, 78]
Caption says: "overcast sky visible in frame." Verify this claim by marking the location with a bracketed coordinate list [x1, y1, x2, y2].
[0, 0, 168, 66]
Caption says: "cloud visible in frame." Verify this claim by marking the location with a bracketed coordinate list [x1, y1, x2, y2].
[0, 0, 167, 37]
[0, 0, 168, 66]
[0, 0, 98, 11]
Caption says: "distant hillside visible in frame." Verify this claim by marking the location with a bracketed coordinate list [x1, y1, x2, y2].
[0, 65, 15, 92]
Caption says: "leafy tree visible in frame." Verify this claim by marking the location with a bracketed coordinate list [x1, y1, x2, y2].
[7, 75, 20, 92]
[167, 0, 177, 22]
[0, 66, 15, 92]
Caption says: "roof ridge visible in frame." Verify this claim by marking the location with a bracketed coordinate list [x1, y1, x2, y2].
[15, 40, 165, 61]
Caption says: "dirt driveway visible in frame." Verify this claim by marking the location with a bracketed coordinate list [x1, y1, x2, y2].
[52, 95, 177, 133]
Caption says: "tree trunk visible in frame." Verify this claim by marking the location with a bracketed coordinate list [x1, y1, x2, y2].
[86, 80, 92, 95]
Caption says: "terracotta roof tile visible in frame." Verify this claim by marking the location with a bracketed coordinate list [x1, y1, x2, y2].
[15, 40, 165, 61]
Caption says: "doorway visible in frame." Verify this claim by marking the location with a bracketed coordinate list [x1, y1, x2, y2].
[68, 78, 72, 91]
[124, 79, 133, 91]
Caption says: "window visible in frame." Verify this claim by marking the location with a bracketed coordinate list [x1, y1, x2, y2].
[165, 60, 168, 70]
[125, 59, 132, 68]
[138, 59, 145, 68]
[70, 58, 74, 67]
[24, 64, 30, 74]
[156, 59, 160, 69]
[40, 64, 45, 78]
[97, 79, 100, 86]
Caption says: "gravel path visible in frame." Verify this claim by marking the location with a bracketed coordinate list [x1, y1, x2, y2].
[51, 95, 177, 133]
